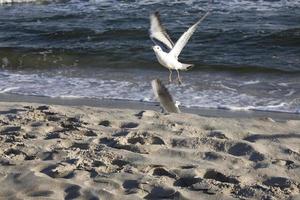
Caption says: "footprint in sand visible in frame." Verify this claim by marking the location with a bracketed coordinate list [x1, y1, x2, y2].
[47, 115, 61, 122]
[100, 131, 165, 154]
[180, 165, 197, 169]
[207, 130, 228, 140]
[84, 130, 97, 137]
[272, 159, 299, 169]
[202, 151, 224, 161]
[112, 129, 130, 137]
[174, 176, 202, 187]
[92, 160, 106, 167]
[152, 167, 177, 179]
[235, 186, 257, 199]
[112, 159, 130, 168]
[127, 132, 165, 145]
[263, 176, 293, 189]
[93, 177, 122, 194]
[228, 142, 265, 161]
[37, 151, 57, 161]
[120, 122, 139, 129]
[72, 142, 90, 150]
[203, 169, 240, 184]
[4, 148, 28, 161]
[134, 111, 145, 119]
[99, 137, 148, 154]
[65, 185, 81, 200]
[23, 132, 37, 139]
[122, 179, 140, 194]
[1, 126, 21, 135]
[99, 120, 111, 127]
[191, 180, 220, 195]
[145, 186, 178, 199]
[36, 105, 50, 111]
[135, 110, 159, 119]
[60, 117, 83, 131]
[27, 190, 54, 197]
[45, 132, 61, 140]
[40, 162, 76, 179]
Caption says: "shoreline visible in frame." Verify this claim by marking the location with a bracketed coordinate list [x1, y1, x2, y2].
[0, 93, 299, 120]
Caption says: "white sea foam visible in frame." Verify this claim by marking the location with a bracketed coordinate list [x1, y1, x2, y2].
[0, 87, 19, 93]
[217, 102, 293, 113]
[0, 70, 298, 114]
[241, 80, 260, 86]
[219, 84, 237, 91]
[278, 82, 289, 87]
[135, 0, 300, 11]
[285, 89, 295, 97]
[0, 0, 39, 3]
[60, 95, 85, 99]
[217, 105, 256, 111]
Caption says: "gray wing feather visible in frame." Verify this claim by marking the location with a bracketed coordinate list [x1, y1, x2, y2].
[149, 12, 174, 49]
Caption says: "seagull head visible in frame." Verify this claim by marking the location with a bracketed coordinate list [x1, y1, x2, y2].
[152, 45, 162, 53]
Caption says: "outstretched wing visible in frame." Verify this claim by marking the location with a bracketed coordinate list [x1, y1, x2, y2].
[149, 11, 174, 50]
[170, 11, 209, 58]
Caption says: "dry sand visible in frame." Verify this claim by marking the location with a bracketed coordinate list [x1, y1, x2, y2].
[0, 101, 300, 200]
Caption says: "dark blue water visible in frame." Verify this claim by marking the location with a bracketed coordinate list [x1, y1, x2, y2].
[0, 0, 299, 113]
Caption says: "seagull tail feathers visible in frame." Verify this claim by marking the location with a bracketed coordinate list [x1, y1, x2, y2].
[181, 63, 194, 71]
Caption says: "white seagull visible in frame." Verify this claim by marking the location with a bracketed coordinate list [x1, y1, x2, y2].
[150, 11, 209, 84]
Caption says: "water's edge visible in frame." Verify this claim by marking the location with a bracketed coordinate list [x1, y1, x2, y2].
[0, 93, 299, 120]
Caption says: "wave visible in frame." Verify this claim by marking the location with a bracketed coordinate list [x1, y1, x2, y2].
[217, 103, 294, 114]
[0, 69, 299, 114]
[0, 86, 20, 93]
[1, 0, 299, 74]
[260, 28, 300, 46]
[0, 0, 46, 3]
[0, 0, 72, 4]
[1, 47, 300, 74]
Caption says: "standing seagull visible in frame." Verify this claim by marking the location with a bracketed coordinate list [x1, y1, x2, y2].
[150, 11, 209, 84]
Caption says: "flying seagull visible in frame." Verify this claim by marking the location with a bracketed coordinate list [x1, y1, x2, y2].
[150, 11, 209, 84]
[151, 79, 180, 113]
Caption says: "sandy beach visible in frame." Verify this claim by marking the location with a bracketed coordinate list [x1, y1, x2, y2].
[0, 98, 299, 200]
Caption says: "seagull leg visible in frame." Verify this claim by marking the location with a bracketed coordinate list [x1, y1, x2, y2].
[168, 69, 173, 83]
[176, 69, 183, 85]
